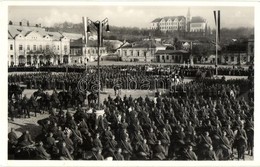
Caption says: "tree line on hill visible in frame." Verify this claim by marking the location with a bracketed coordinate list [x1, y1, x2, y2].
[45, 21, 253, 44]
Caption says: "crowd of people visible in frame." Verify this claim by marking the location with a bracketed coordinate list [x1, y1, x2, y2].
[8, 74, 254, 160]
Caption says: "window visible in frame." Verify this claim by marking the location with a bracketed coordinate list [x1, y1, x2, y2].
[131, 50, 133, 56]
[64, 45, 67, 52]
[19, 45, 23, 50]
[243, 56, 247, 62]
[46, 45, 50, 50]
[137, 51, 139, 57]
[162, 55, 165, 60]
[88, 50, 90, 54]
[124, 51, 127, 56]
[166, 55, 169, 60]
[10, 55, 13, 60]
[57, 45, 59, 50]
[39, 45, 42, 51]
[231, 56, 234, 62]
[33, 45, 36, 51]
[27, 45, 30, 50]
[10, 44, 13, 50]
[225, 56, 228, 62]
[144, 51, 146, 57]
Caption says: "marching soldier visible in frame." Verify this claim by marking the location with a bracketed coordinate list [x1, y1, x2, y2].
[120, 137, 133, 160]
[113, 148, 124, 160]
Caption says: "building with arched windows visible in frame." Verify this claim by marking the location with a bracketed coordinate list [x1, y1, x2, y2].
[8, 21, 70, 67]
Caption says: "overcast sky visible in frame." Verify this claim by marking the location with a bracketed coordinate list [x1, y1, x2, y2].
[8, 6, 254, 29]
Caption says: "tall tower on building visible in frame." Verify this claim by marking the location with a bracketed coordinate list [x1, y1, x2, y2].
[186, 7, 191, 32]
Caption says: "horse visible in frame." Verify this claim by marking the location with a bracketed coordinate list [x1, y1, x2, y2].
[8, 84, 25, 100]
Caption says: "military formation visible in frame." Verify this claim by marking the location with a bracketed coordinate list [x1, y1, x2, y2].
[8, 65, 254, 160]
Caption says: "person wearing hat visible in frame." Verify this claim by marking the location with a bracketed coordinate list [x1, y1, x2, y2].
[120, 137, 133, 160]
[220, 131, 232, 159]
[135, 139, 150, 160]
[204, 145, 218, 160]
[93, 133, 103, 150]
[45, 132, 56, 153]
[92, 148, 104, 160]
[159, 128, 170, 157]
[36, 141, 51, 160]
[59, 141, 73, 160]
[21, 95, 30, 118]
[113, 148, 124, 160]
[8, 128, 18, 145]
[185, 145, 197, 160]
[153, 140, 166, 160]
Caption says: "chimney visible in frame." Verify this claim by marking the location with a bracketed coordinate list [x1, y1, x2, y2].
[35, 24, 38, 27]
[27, 21, 29, 26]
[9, 21, 13, 25]
[19, 22, 22, 26]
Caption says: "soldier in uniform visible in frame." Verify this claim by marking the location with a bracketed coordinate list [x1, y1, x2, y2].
[59, 141, 73, 160]
[21, 95, 30, 118]
[135, 139, 150, 160]
[93, 133, 103, 151]
[120, 137, 133, 160]
[152, 140, 166, 160]
[36, 141, 51, 160]
[183, 145, 198, 160]
[113, 148, 124, 160]
[45, 132, 56, 153]
[204, 145, 218, 160]
[8, 128, 18, 145]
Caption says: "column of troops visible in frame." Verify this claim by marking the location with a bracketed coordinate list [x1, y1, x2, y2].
[8, 74, 254, 160]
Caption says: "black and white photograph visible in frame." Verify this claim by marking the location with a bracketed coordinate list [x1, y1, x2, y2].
[2, 0, 259, 165]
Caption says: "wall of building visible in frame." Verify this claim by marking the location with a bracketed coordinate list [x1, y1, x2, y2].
[156, 53, 184, 63]
[190, 22, 207, 32]
[120, 48, 156, 62]
[221, 53, 248, 65]
[8, 31, 70, 66]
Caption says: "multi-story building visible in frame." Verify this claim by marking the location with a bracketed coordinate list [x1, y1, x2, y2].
[8, 22, 70, 66]
[150, 8, 207, 34]
[8, 21, 109, 66]
[150, 16, 186, 32]
[120, 40, 166, 62]
[220, 37, 254, 65]
[69, 33, 108, 64]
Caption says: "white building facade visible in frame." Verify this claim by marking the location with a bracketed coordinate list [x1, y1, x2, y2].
[120, 40, 166, 62]
[8, 24, 70, 66]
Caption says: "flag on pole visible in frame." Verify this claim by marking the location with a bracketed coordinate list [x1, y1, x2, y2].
[213, 10, 220, 43]
[82, 17, 88, 44]
[218, 10, 220, 42]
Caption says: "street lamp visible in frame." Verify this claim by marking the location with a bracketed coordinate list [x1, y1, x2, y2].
[86, 18, 110, 110]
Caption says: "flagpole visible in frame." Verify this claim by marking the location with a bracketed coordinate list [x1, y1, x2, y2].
[215, 15, 218, 77]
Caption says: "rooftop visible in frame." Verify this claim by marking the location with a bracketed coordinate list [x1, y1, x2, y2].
[191, 16, 206, 23]
[156, 50, 189, 54]
[122, 40, 165, 49]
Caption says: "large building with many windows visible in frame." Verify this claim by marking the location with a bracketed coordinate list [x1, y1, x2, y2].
[150, 8, 207, 34]
[150, 16, 186, 32]
[8, 22, 70, 67]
